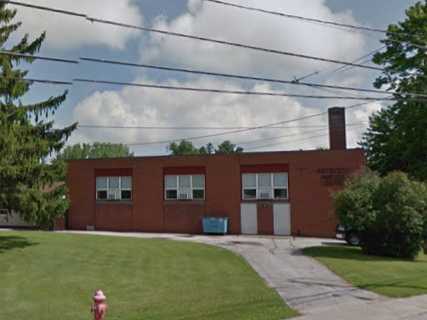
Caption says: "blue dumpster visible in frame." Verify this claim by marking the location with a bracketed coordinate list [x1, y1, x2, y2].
[202, 217, 229, 235]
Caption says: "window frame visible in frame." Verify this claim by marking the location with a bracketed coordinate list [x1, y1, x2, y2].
[96, 176, 133, 201]
[242, 172, 288, 201]
[164, 174, 206, 201]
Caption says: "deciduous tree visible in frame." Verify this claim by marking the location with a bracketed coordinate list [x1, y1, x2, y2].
[361, 2, 427, 180]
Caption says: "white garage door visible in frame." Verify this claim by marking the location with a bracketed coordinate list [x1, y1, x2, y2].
[273, 203, 291, 236]
[240, 203, 258, 234]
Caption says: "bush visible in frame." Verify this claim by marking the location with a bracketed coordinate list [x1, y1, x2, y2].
[335, 171, 427, 260]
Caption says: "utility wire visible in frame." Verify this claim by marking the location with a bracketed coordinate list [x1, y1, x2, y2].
[25, 78, 73, 85]
[123, 111, 329, 147]
[73, 78, 394, 101]
[244, 133, 330, 151]
[0, 50, 78, 64]
[205, 0, 387, 33]
[294, 46, 385, 82]
[203, 0, 427, 50]
[0, 49, 398, 97]
[77, 122, 367, 130]
[3, 1, 384, 71]
[116, 102, 372, 147]
[81, 56, 427, 98]
[237, 128, 329, 146]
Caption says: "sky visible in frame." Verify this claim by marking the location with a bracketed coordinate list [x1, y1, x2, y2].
[11, 0, 419, 155]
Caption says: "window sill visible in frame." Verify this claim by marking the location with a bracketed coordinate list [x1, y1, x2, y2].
[164, 200, 205, 205]
[241, 199, 289, 202]
[96, 200, 133, 205]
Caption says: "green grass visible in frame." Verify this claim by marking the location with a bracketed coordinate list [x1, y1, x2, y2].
[304, 245, 427, 298]
[0, 231, 296, 320]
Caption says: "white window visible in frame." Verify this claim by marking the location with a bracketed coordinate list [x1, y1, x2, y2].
[165, 175, 205, 200]
[242, 173, 288, 200]
[96, 176, 132, 201]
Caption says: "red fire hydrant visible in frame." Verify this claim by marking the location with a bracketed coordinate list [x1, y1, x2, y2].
[91, 290, 108, 320]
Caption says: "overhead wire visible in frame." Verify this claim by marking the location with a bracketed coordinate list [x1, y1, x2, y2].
[122, 111, 329, 147]
[72, 78, 395, 101]
[77, 122, 367, 130]
[203, 0, 427, 51]
[3, 0, 384, 71]
[80, 56, 426, 98]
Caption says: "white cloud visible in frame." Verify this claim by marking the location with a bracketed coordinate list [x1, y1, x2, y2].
[13, 0, 143, 50]
[67, 0, 382, 155]
[72, 77, 336, 154]
[142, 0, 367, 78]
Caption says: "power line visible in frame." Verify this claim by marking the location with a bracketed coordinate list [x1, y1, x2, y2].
[0, 50, 396, 97]
[0, 50, 78, 64]
[244, 133, 330, 151]
[123, 111, 329, 147]
[237, 128, 329, 146]
[239, 123, 366, 147]
[73, 78, 394, 101]
[294, 46, 385, 82]
[113, 103, 372, 147]
[205, 0, 387, 33]
[25, 78, 73, 85]
[77, 122, 367, 130]
[203, 0, 427, 51]
[81, 56, 425, 97]
[4, 1, 384, 71]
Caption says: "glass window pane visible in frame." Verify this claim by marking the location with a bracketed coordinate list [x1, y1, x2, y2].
[166, 190, 177, 200]
[97, 190, 107, 200]
[274, 188, 288, 199]
[108, 189, 120, 200]
[258, 173, 271, 187]
[121, 190, 132, 200]
[179, 175, 191, 188]
[273, 173, 288, 187]
[96, 177, 108, 189]
[242, 174, 256, 188]
[193, 189, 205, 200]
[109, 177, 120, 189]
[243, 189, 256, 199]
[121, 176, 132, 189]
[192, 175, 205, 189]
[258, 187, 272, 199]
[165, 175, 177, 189]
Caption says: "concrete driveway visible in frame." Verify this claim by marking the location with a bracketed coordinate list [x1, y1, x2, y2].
[60, 231, 427, 319]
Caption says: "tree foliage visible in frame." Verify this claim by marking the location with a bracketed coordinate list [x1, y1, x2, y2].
[57, 143, 133, 160]
[215, 140, 244, 154]
[361, 2, 427, 181]
[168, 140, 244, 155]
[0, 4, 76, 227]
[335, 171, 427, 259]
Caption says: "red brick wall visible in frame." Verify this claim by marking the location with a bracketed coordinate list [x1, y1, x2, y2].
[67, 149, 364, 237]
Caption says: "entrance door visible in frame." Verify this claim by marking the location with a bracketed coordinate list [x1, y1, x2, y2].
[240, 203, 257, 234]
[273, 203, 291, 236]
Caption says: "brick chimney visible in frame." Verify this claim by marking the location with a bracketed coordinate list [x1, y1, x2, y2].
[328, 107, 346, 150]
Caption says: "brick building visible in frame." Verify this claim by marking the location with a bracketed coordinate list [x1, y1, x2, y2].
[67, 107, 364, 237]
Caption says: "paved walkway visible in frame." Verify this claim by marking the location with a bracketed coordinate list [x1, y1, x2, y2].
[59, 231, 427, 319]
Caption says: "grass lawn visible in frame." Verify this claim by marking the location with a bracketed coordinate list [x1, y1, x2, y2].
[304, 245, 427, 298]
[0, 231, 296, 320]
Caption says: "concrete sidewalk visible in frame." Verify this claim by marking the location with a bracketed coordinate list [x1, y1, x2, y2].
[59, 231, 427, 319]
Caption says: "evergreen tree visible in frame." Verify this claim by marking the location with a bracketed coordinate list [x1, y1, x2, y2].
[0, 4, 77, 227]
[361, 2, 427, 180]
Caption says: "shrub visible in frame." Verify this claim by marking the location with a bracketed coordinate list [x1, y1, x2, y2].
[335, 171, 427, 259]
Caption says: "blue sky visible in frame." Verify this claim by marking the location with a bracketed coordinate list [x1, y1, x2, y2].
[13, 0, 419, 155]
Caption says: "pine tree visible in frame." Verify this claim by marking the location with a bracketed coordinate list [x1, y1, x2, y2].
[0, 4, 77, 228]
